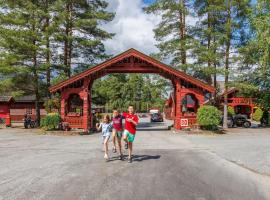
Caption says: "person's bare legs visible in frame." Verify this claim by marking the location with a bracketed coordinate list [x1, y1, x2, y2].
[128, 142, 132, 160]
[104, 137, 109, 160]
[117, 137, 123, 155]
[112, 130, 116, 152]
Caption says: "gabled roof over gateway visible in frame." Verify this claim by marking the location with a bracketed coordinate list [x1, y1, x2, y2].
[49, 48, 215, 93]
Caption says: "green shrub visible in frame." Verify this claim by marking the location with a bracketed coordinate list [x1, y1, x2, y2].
[252, 108, 263, 122]
[197, 106, 221, 130]
[41, 113, 61, 130]
[228, 106, 235, 116]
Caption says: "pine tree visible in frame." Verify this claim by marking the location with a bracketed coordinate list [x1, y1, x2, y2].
[54, 0, 114, 77]
[144, 0, 193, 72]
[221, 0, 251, 128]
[238, 0, 270, 110]
[0, 0, 47, 125]
[192, 0, 225, 86]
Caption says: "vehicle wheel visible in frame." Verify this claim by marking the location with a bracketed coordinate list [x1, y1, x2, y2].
[243, 121, 251, 128]
[30, 122, 35, 128]
[228, 122, 234, 128]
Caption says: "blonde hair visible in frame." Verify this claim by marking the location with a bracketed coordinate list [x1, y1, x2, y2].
[103, 114, 111, 123]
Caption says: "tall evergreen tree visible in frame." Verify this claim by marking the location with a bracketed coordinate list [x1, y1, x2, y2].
[0, 0, 114, 125]
[54, 0, 114, 77]
[192, 0, 224, 87]
[238, 0, 270, 110]
[221, 0, 251, 128]
[0, 0, 47, 125]
[144, 0, 193, 72]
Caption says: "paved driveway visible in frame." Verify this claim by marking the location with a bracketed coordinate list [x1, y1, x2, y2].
[181, 127, 270, 176]
[0, 119, 270, 200]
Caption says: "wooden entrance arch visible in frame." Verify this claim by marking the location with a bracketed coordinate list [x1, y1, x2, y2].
[49, 48, 215, 131]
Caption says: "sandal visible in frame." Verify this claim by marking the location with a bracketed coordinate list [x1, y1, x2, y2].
[104, 154, 110, 162]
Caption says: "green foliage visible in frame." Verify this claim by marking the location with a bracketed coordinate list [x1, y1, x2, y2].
[0, 0, 114, 124]
[144, 0, 193, 71]
[191, 0, 226, 84]
[40, 113, 61, 130]
[51, 74, 69, 86]
[92, 74, 169, 112]
[228, 106, 235, 116]
[53, 0, 115, 76]
[253, 108, 263, 122]
[44, 94, 60, 113]
[237, 0, 270, 110]
[197, 106, 221, 130]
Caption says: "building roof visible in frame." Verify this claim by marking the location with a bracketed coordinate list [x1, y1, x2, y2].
[0, 96, 14, 103]
[14, 95, 46, 103]
[49, 48, 215, 93]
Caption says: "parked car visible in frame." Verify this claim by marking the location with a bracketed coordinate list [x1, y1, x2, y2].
[150, 113, 163, 122]
[222, 114, 251, 128]
[234, 114, 251, 128]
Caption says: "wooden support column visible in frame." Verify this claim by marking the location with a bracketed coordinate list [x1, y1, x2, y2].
[174, 79, 182, 129]
[88, 81, 93, 129]
[60, 91, 66, 121]
[198, 96, 205, 107]
[82, 78, 91, 132]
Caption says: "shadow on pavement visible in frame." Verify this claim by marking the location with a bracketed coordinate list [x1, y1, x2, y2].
[108, 155, 161, 162]
[132, 154, 161, 162]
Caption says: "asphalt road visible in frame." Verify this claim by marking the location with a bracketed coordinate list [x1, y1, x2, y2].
[0, 118, 270, 200]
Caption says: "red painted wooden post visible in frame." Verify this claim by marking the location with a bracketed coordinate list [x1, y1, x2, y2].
[82, 78, 91, 132]
[174, 80, 182, 129]
[60, 92, 66, 121]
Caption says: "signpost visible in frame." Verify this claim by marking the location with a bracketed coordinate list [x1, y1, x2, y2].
[180, 118, 189, 127]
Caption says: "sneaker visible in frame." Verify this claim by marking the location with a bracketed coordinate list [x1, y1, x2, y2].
[128, 157, 132, 163]
[125, 143, 128, 149]
[112, 147, 117, 153]
[119, 154, 124, 160]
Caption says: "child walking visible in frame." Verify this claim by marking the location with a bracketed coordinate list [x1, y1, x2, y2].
[123, 105, 139, 163]
[112, 109, 124, 160]
[96, 115, 113, 161]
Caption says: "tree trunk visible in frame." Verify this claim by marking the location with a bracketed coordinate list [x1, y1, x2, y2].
[45, 0, 51, 98]
[207, 11, 213, 85]
[64, 2, 72, 77]
[32, 20, 40, 126]
[179, 0, 187, 69]
[223, 0, 232, 129]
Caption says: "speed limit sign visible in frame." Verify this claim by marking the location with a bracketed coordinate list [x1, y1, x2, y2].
[181, 119, 189, 127]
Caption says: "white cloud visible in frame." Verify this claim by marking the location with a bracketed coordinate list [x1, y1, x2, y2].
[102, 0, 160, 56]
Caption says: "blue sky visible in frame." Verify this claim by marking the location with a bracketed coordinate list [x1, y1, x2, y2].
[143, 0, 155, 4]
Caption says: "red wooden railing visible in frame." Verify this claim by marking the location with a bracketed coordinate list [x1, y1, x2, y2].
[228, 97, 254, 105]
[182, 116, 197, 127]
[64, 116, 83, 128]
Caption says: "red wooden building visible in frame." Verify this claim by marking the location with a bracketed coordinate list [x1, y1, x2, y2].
[218, 88, 255, 118]
[10, 95, 47, 122]
[0, 95, 47, 124]
[49, 49, 215, 131]
[0, 96, 14, 126]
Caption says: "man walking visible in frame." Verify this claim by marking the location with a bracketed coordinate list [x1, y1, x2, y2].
[123, 105, 139, 163]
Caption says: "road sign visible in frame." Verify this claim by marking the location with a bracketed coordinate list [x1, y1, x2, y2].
[181, 119, 189, 127]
